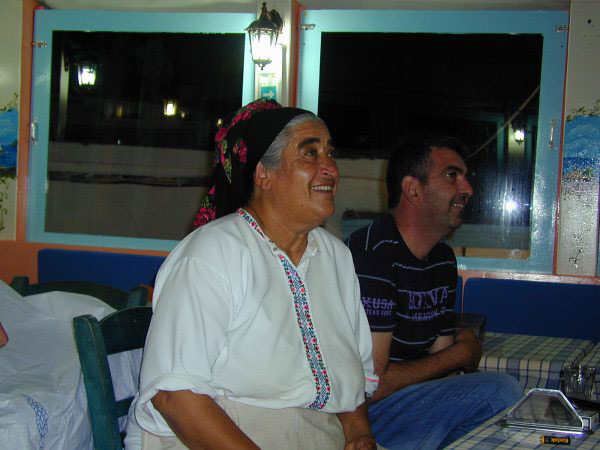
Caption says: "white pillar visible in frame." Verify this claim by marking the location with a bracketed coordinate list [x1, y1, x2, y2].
[556, 0, 600, 276]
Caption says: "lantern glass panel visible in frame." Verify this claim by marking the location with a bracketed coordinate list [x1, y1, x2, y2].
[77, 64, 96, 86]
[249, 30, 278, 65]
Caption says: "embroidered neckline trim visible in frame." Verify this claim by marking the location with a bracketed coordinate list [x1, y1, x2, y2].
[237, 208, 332, 409]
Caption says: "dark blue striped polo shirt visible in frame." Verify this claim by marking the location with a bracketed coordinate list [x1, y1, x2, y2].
[345, 214, 457, 362]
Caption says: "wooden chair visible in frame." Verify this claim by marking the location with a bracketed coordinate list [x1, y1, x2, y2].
[73, 306, 152, 450]
[10, 276, 148, 310]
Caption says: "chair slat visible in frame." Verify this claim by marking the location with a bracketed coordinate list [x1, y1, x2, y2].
[101, 307, 153, 354]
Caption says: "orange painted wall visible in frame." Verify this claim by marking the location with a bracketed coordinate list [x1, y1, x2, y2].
[15, 0, 36, 242]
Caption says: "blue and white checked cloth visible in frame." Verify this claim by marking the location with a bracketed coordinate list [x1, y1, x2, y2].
[479, 332, 594, 391]
[446, 408, 600, 449]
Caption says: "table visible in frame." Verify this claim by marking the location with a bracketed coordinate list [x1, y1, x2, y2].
[447, 408, 600, 449]
[579, 343, 600, 402]
[479, 332, 594, 391]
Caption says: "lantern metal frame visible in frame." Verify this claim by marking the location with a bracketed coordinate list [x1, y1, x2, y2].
[245, 2, 283, 69]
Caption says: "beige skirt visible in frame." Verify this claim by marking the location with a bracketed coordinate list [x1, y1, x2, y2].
[142, 396, 345, 450]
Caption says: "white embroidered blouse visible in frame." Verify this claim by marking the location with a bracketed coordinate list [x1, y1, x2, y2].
[136, 209, 378, 436]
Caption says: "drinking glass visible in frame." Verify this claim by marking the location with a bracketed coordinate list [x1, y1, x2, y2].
[562, 365, 596, 400]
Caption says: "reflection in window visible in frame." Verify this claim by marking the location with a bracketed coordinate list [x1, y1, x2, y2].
[46, 31, 245, 240]
[320, 33, 542, 258]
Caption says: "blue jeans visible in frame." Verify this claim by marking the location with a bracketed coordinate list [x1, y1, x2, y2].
[368, 372, 523, 450]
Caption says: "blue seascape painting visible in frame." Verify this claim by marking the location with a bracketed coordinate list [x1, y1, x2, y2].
[562, 116, 600, 188]
[564, 115, 600, 159]
[0, 108, 18, 174]
[563, 115, 600, 276]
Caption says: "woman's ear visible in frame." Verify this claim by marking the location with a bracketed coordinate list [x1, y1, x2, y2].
[401, 175, 422, 206]
[253, 162, 272, 191]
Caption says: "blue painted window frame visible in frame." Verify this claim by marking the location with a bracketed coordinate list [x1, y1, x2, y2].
[29, 10, 255, 251]
[298, 10, 568, 273]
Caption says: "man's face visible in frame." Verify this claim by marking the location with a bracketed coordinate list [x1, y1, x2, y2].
[420, 146, 473, 237]
[268, 121, 339, 229]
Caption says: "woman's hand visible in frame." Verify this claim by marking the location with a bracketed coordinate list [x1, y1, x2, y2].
[337, 402, 377, 450]
[344, 434, 377, 450]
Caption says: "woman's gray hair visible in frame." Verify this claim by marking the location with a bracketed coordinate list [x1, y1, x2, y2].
[259, 113, 326, 170]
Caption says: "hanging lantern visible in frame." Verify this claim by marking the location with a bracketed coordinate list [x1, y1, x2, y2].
[163, 99, 178, 117]
[77, 61, 97, 87]
[513, 127, 525, 144]
[245, 2, 283, 70]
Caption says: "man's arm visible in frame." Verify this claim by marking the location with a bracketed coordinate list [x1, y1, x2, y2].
[370, 329, 482, 402]
[151, 390, 259, 450]
[428, 334, 453, 354]
[336, 402, 377, 450]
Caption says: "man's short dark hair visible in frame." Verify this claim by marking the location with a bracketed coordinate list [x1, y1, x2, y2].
[386, 134, 468, 209]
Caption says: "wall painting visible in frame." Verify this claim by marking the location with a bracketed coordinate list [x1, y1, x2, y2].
[0, 93, 18, 233]
[559, 100, 600, 276]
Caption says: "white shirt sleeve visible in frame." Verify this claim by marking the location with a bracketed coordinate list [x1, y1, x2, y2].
[353, 273, 379, 397]
[136, 254, 232, 435]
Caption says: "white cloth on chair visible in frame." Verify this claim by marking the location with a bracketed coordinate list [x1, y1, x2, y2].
[0, 280, 144, 449]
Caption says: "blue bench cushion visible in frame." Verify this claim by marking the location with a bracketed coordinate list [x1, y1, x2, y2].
[456, 275, 463, 310]
[462, 278, 600, 343]
[38, 249, 166, 291]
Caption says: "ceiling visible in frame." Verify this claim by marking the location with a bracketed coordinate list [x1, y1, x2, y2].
[40, 0, 571, 12]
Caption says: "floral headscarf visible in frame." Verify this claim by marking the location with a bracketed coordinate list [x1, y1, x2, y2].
[194, 98, 311, 227]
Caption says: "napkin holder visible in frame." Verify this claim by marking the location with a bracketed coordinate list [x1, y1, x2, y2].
[497, 388, 597, 435]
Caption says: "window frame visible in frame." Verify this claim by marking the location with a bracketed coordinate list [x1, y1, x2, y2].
[297, 9, 568, 273]
[28, 10, 256, 251]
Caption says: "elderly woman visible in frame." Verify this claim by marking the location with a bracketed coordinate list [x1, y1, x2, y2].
[135, 99, 378, 450]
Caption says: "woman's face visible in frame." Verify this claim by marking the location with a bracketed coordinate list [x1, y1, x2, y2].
[267, 121, 339, 230]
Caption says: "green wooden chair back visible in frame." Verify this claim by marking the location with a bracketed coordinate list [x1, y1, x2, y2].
[73, 306, 152, 450]
[10, 276, 148, 310]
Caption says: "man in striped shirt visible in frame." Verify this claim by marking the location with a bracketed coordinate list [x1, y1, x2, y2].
[346, 134, 522, 449]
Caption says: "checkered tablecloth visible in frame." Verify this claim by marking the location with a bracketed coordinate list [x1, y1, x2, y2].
[479, 332, 595, 391]
[579, 343, 600, 401]
[446, 408, 600, 449]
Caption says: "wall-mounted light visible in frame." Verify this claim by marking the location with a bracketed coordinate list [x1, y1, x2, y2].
[163, 99, 178, 117]
[115, 104, 124, 119]
[245, 2, 283, 69]
[513, 127, 525, 144]
[77, 61, 97, 87]
[511, 116, 527, 145]
[503, 199, 519, 213]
